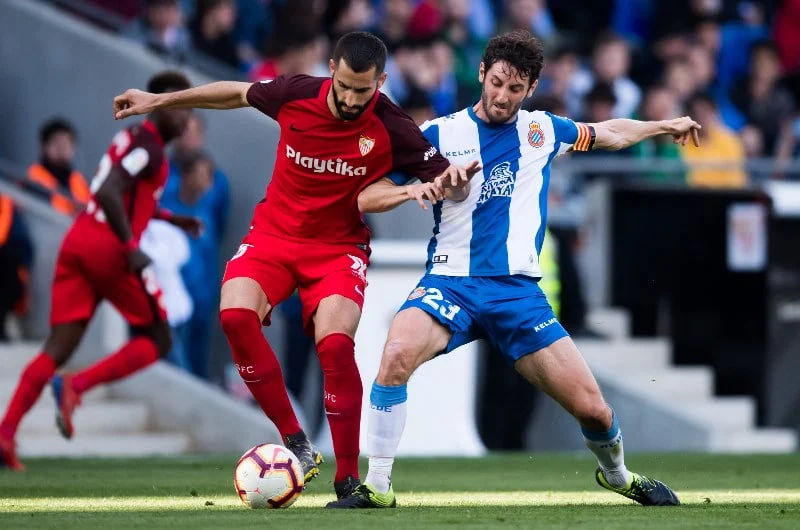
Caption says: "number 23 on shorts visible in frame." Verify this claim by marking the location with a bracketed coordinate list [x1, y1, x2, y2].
[419, 287, 461, 321]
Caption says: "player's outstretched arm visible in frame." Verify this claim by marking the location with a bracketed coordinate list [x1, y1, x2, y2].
[358, 177, 444, 213]
[114, 81, 252, 120]
[591, 116, 701, 151]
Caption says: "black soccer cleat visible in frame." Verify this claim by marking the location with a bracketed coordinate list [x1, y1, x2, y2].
[325, 483, 396, 509]
[595, 467, 681, 506]
[284, 434, 323, 484]
[334, 475, 361, 500]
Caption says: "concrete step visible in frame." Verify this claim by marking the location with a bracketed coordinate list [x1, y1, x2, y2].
[709, 428, 798, 453]
[0, 378, 110, 404]
[17, 401, 149, 434]
[616, 366, 714, 401]
[586, 307, 630, 339]
[681, 397, 756, 430]
[17, 433, 192, 457]
[577, 338, 671, 370]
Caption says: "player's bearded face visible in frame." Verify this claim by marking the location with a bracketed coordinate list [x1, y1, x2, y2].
[332, 83, 371, 121]
[480, 61, 534, 124]
[330, 59, 385, 121]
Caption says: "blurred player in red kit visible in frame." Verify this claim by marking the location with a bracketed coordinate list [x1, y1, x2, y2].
[0, 71, 202, 471]
[110, 31, 478, 499]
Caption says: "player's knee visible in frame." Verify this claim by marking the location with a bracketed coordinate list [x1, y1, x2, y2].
[219, 308, 259, 348]
[379, 339, 420, 385]
[572, 396, 611, 432]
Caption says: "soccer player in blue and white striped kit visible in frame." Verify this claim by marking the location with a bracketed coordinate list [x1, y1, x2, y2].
[328, 30, 700, 509]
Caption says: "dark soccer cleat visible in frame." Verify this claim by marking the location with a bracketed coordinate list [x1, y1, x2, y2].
[284, 434, 323, 484]
[325, 483, 396, 509]
[334, 475, 361, 500]
[595, 467, 680, 506]
[0, 435, 24, 472]
[51, 374, 81, 440]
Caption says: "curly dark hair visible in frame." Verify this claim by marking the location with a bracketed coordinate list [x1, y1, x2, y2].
[147, 70, 191, 94]
[481, 31, 544, 84]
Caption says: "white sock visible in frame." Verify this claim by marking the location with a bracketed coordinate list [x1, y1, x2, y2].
[365, 382, 407, 494]
[583, 411, 631, 488]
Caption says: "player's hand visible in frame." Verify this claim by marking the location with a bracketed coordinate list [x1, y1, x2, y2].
[665, 116, 701, 147]
[114, 89, 159, 120]
[435, 160, 482, 189]
[169, 214, 205, 238]
[405, 182, 445, 211]
[127, 247, 152, 274]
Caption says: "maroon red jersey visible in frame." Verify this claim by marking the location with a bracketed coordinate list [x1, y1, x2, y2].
[78, 120, 167, 243]
[246, 75, 450, 244]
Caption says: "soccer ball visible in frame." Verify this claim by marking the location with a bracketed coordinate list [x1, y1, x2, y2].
[234, 443, 305, 509]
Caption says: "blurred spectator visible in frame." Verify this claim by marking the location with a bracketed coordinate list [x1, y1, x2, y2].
[773, 0, 800, 72]
[161, 124, 229, 378]
[663, 58, 697, 105]
[189, 0, 239, 68]
[249, 31, 324, 81]
[388, 36, 458, 117]
[403, 85, 437, 125]
[497, 0, 555, 44]
[324, 0, 375, 39]
[548, 0, 613, 54]
[370, 0, 415, 52]
[730, 41, 796, 154]
[27, 118, 90, 216]
[140, 219, 193, 369]
[232, 0, 273, 69]
[580, 83, 627, 182]
[537, 47, 579, 103]
[775, 115, 800, 169]
[440, 0, 493, 108]
[0, 195, 33, 341]
[567, 32, 641, 118]
[628, 84, 686, 183]
[123, 0, 191, 60]
[683, 92, 747, 188]
[686, 44, 717, 95]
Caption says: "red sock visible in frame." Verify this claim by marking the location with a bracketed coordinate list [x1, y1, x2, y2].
[0, 353, 56, 439]
[71, 337, 159, 394]
[317, 333, 362, 481]
[220, 308, 301, 440]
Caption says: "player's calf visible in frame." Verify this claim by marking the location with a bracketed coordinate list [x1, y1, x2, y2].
[139, 322, 172, 359]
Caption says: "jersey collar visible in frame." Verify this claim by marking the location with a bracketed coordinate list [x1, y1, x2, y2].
[468, 103, 518, 129]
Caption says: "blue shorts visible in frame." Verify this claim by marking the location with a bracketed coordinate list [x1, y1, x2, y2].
[398, 274, 569, 365]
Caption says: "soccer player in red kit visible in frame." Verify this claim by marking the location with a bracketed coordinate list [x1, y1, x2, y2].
[0, 72, 202, 471]
[111, 32, 477, 498]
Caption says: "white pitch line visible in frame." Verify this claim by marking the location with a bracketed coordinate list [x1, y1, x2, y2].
[1, 490, 799, 512]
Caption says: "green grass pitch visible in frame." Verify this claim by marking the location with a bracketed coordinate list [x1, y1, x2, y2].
[1, 453, 799, 528]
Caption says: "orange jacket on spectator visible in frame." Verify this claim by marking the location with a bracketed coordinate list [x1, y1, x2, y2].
[26, 163, 90, 215]
[0, 195, 31, 315]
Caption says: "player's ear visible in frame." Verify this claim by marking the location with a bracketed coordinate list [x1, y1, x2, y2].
[478, 62, 485, 84]
[376, 71, 387, 90]
[329, 58, 336, 77]
[527, 79, 538, 98]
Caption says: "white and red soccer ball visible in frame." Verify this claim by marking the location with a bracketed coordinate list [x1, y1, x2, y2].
[234, 443, 305, 509]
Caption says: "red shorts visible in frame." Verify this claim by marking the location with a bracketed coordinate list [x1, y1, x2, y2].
[222, 230, 369, 331]
[50, 225, 167, 327]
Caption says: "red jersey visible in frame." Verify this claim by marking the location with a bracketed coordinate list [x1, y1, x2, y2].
[246, 75, 450, 244]
[78, 120, 168, 243]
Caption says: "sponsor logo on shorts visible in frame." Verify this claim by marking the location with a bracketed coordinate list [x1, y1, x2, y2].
[371, 404, 392, 412]
[432, 254, 448, 264]
[231, 244, 253, 261]
[408, 287, 426, 300]
[354, 285, 364, 298]
[348, 254, 367, 281]
[534, 317, 558, 332]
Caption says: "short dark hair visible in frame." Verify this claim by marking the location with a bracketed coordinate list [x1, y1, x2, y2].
[481, 30, 544, 84]
[40, 118, 76, 145]
[147, 70, 191, 94]
[178, 149, 213, 175]
[687, 91, 717, 110]
[332, 31, 387, 75]
[585, 82, 617, 105]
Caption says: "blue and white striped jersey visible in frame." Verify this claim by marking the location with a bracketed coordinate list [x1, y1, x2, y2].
[391, 106, 594, 278]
